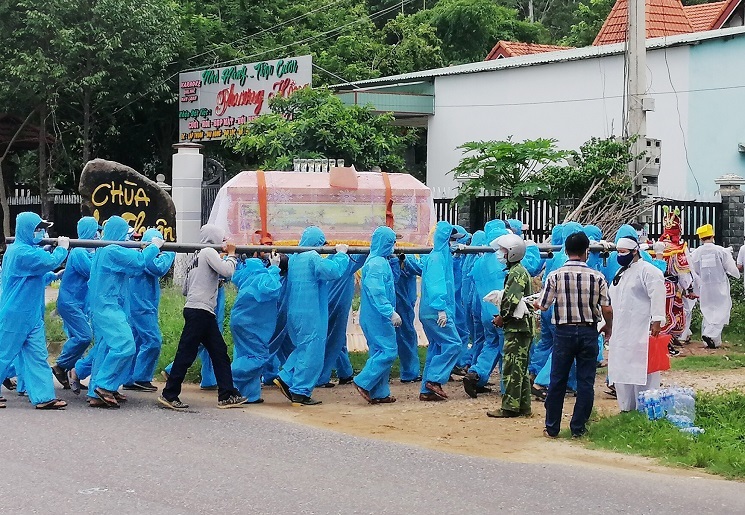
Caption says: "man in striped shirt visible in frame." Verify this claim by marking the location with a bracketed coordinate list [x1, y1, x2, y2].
[536, 231, 613, 438]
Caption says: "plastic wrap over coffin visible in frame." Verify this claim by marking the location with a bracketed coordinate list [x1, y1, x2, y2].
[208, 170, 436, 245]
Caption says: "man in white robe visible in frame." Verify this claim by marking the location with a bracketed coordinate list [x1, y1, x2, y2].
[690, 224, 740, 349]
[608, 236, 666, 412]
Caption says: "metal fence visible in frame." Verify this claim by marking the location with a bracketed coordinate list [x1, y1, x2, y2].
[433, 198, 458, 225]
[5, 195, 82, 237]
[470, 196, 560, 242]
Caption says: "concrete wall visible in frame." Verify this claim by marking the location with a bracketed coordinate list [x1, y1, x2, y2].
[424, 39, 742, 200]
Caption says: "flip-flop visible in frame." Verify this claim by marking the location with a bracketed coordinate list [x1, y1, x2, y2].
[35, 399, 67, 410]
[112, 391, 128, 403]
[370, 396, 396, 404]
[94, 387, 120, 408]
[354, 383, 372, 403]
[0, 396, 6, 408]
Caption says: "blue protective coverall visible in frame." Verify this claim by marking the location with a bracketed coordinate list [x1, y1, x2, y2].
[583, 224, 606, 363]
[467, 226, 509, 387]
[0, 212, 68, 405]
[390, 253, 423, 381]
[230, 258, 282, 402]
[461, 230, 486, 367]
[419, 221, 462, 394]
[87, 216, 160, 397]
[261, 274, 294, 384]
[126, 228, 176, 384]
[317, 253, 365, 386]
[603, 224, 667, 283]
[55, 217, 99, 371]
[278, 226, 350, 398]
[354, 227, 399, 400]
[452, 226, 472, 367]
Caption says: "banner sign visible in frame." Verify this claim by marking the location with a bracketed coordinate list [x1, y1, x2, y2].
[178, 55, 312, 142]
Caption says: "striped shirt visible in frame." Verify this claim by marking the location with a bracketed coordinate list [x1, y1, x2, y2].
[539, 260, 610, 325]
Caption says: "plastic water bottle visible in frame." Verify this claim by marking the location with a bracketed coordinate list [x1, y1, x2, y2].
[653, 391, 664, 420]
[637, 391, 647, 414]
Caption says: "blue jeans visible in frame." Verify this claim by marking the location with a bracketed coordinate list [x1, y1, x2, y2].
[544, 324, 599, 437]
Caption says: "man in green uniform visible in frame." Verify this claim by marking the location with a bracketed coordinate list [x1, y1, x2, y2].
[487, 233, 533, 418]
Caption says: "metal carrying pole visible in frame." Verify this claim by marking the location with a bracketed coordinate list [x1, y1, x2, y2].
[4, 237, 616, 258]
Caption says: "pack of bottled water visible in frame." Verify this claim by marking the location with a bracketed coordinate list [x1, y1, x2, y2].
[637, 387, 705, 435]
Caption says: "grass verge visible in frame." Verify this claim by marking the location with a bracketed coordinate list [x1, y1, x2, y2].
[671, 354, 745, 371]
[587, 391, 745, 479]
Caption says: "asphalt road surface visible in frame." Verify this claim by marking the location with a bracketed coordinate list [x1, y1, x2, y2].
[2, 388, 744, 514]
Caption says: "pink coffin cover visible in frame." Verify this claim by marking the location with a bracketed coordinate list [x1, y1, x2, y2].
[208, 170, 436, 245]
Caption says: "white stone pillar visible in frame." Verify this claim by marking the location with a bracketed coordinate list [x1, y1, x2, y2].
[172, 143, 204, 285]
[172, 143, 204, 243]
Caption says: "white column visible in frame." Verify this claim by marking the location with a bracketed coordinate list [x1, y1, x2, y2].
[172, 143, 203, 243]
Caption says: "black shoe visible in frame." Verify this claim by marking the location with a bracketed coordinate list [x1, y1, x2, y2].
[134, 381, 158, 392]
[476, 385, 493, 394]
[451, 366, 467, 377]
[122, 383, 145, 391]
[668, 344, 681, 357]
[400, 375, 422, 384]
[51, 365, 70, 389]
[462, 372, 479, 399]
[217, 395, 248, 409]
[565, 388, 577, 397]
[317, 382, 336, 388]
[2, 377, 17, 391]
[273, 377, 292, 401]
[291, 394, 322, 406]
[338, 376, 354, 385]
[702, 335, 716, 349]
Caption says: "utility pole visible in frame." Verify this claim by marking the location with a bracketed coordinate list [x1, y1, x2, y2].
[626, 0, 646, 197]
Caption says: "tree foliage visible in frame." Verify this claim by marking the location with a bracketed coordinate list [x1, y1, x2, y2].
[231, 88, 417, 172]
[451, 138, 567, 213]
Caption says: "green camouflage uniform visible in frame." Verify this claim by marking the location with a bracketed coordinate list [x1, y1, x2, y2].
[500, 262, 533, 415]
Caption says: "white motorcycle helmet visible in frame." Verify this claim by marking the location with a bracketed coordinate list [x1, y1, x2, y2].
[491, 233, 526, 264]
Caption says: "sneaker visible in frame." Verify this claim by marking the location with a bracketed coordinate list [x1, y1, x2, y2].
[158, 395, 188, 411]
[702, 335, 716, 349]
[161, 370, 170, 381]
[51, 365, 70, 389]
[668, 345, 681, 357]
[122, 383, 144, 391]
[291, 394, 322, 406]
[462, 372, 479, 399]
[200, 385, 218, 391]
[486, 409, 520, 418]
[217, 395, 248, 409]
[134, 381, 158, 392]
[67, 369, 81, 395]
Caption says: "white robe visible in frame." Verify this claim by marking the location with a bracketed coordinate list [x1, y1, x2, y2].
[690, 243, 740, 327]
[608, 259, 666, 386]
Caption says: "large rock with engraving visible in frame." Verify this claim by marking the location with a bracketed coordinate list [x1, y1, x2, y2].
[79, 159, 177, 241]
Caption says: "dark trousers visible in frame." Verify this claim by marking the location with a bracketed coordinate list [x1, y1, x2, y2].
[544, 324, 598, 437]
[163, 308, 238, 402]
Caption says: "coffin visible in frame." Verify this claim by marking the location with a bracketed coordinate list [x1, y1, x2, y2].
[208, 170, 435, 245]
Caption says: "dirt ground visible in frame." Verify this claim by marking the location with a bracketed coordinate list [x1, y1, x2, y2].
[171, 342, 745, 480]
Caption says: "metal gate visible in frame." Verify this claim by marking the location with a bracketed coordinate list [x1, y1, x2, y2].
[201, 158, 225, 225]
[647, 200, 722, 248]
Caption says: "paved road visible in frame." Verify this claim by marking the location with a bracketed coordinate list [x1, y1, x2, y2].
[2, 388, 743, 514]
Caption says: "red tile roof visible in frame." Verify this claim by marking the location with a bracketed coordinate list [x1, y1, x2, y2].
[593, 0, 695, 46]
[684, 1, 728, 31]
[485, 41, 573, 60]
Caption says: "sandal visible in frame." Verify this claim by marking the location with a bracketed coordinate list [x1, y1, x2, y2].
[112, 391, 128, 403]
[88, 398, 111, 408]
[370, 396, 396, 404]
[354, 382, 372, 403]
[0, 396, 6, 408]
[94, 387, 120, 408]
[35, 399, 67, 410]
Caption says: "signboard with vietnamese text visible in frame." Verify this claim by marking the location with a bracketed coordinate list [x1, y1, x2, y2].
[178, 55, 312, 142]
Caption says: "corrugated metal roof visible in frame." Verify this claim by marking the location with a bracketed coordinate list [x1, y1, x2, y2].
[333, 26, 745, 89]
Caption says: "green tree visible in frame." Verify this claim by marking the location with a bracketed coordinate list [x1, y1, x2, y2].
[451, 138, 567, 213]
[231, 88, 417, 171]
[428, 0, 549, 63]
[561, 0, 614, 47]
[376, 14, 445, 76]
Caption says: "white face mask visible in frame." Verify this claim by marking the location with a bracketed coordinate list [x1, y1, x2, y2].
[496, 249, 508, 265]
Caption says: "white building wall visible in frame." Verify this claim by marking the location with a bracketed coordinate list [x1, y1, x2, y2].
[426, 45, 696, 199]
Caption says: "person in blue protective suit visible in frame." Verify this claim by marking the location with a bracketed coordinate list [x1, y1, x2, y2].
[0, 212, 69, 409]
[462, 225, 510, 398]
[461, 230, 486, 369]
[230, 254, 283, 403]
[354, 226, 401, 404]
[316, 252, 366, 388]
[87, 216, 163, 408]
[531, 222, 584, 398]
[274, 226, 350, 406]
[261, 253, 293, 385]
[418, 221, 466, 401]
[507, 218, 544, 277]
[390, 251, 423, 382]
[583, 224, 607, 365]
[451, 226, 472, 375]
[123, 228, 176, 392]
[51, 216, 99, 389]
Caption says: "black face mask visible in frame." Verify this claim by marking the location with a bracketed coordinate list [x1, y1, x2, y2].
[616, 251, 634, 268]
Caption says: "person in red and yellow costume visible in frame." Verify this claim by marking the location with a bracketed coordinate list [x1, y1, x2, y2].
[652, 207, 697, 353]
